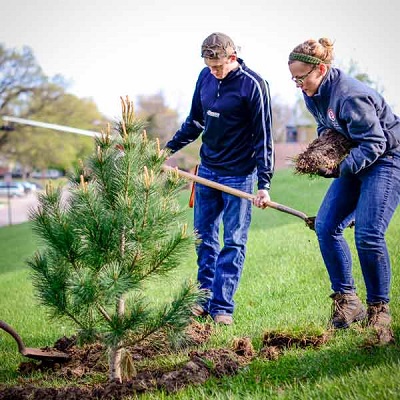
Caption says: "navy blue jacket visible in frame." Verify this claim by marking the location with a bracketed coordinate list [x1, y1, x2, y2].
[304, 68, 400, 175]
[165, 59, 274, 190]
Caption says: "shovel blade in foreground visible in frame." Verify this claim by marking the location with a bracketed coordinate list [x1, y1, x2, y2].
[22, 347, 71, 362]
[0, 320, 70, 362]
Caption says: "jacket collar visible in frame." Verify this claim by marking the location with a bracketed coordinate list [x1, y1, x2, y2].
[312, 67, 340, 99]
[223, 58, 245, 81]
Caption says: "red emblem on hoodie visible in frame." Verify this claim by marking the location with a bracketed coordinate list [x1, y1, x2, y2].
[328, 108, 336, 121]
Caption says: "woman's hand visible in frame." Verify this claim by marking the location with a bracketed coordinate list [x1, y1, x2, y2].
[317, 165, 340, 178]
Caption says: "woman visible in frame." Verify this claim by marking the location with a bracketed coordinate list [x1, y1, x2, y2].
[288, 38, 400, 344]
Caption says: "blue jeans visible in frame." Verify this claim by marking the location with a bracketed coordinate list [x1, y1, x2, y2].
[194, 164, 256, 317]
[315, 151, 400, 304]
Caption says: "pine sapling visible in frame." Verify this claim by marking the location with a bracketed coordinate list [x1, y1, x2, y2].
[27, 96, 206, 382]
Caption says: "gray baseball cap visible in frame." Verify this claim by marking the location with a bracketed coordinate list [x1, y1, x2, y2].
[201, 32, 236, 59]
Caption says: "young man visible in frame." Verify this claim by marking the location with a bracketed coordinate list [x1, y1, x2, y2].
[166, 32, 274, 325]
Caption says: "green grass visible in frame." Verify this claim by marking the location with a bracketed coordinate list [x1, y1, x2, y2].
[1, 169, 400, 399]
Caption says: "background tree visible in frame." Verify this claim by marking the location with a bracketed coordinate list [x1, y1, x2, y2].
[0, 44, 53, 148]
[136, 91, 180, 145]
[2, 90, 108, 175]
[0, 43, 110, 175]
[136, 92, 199, 171]
[27, 97, 205, 382]
[344, 58, 385, 94]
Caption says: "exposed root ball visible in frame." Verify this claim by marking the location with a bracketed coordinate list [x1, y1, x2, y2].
[293, 129, 354, 176]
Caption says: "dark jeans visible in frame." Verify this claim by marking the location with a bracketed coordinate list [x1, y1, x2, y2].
[194, 164, 255, 317]
[315, 152, 400, 303]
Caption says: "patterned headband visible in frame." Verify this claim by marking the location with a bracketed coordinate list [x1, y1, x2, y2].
[289, 52, 326, 65]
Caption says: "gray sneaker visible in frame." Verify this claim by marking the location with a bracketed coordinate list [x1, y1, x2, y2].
[213, 314, 233, 325]
[366, 303, 395, 345]
[329, 292, 367, 329]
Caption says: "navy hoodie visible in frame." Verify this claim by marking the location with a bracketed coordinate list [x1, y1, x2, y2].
[304, 68, 400, 175]
[165, 59, 274, 190]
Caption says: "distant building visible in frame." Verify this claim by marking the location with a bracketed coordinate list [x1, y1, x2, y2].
[274, 115, 316, 170]
[285, 115, 316, 144]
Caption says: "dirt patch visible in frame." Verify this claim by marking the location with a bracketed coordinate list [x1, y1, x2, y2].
[14, 320, 214, 380]
[292, 129, 354, 176]
[0, 321, 242, 399]
[259, 330, 331, 360]
[0, 347, 245, 399]
[262, 330, 330, 348]
[0, 325, 332, 399]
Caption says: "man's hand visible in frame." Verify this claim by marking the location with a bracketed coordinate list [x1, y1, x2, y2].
[159, 148, 171, 160]
[253, 189, 270, 209]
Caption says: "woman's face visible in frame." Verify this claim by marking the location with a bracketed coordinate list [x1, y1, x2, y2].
[289, 61, 327, 96]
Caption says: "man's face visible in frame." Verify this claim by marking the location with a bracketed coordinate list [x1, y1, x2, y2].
[204, 55, 236, 79]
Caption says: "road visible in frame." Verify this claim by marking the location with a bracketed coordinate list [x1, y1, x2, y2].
[0, 193, 39, 227]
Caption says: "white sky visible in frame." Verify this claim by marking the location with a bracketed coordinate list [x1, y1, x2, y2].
[2, 0, 399, 122]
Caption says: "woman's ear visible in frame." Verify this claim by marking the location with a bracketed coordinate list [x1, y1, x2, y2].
[318, 63, 329, 76]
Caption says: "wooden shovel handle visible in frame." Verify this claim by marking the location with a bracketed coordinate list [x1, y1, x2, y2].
[0, 320, 26, 353]
[162, 165, 308, 222]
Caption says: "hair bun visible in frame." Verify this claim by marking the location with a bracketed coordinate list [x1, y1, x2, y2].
[319, 37, 334, 49]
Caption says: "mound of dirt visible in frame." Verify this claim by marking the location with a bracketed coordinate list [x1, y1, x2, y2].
[231, 336, 256, 360]
[263, 330, 330, 348]
[259, 330, 331, 360]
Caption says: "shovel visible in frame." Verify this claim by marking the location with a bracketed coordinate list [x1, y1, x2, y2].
[162, 165, 316, 229]
[0, 320, 70, 362]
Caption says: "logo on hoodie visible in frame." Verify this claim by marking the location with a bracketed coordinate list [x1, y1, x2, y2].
[327, 108, 336, 122]
[207, 110, 220, 118]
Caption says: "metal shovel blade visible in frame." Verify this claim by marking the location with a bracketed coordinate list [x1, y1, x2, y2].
[20, 347, 70, 362]
[0, 320, 70, 362]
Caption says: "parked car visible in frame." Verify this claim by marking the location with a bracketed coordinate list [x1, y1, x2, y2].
[31, 169, 64, 179]
[20, 181, 38, 194]
[0, 182, 26, 197]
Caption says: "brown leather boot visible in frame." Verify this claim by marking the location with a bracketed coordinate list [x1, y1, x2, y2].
[329, 292, 367, 328]
[366, 302, 395, 345]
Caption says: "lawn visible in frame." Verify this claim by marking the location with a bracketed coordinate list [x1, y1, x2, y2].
[0, 169, 399, 399]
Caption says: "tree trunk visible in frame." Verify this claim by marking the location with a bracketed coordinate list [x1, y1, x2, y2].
[109, 296, 125, 382]
[109, 345, 122, 382]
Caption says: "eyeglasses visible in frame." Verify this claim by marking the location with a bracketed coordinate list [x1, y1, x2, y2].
[291, 65, 316, 85]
